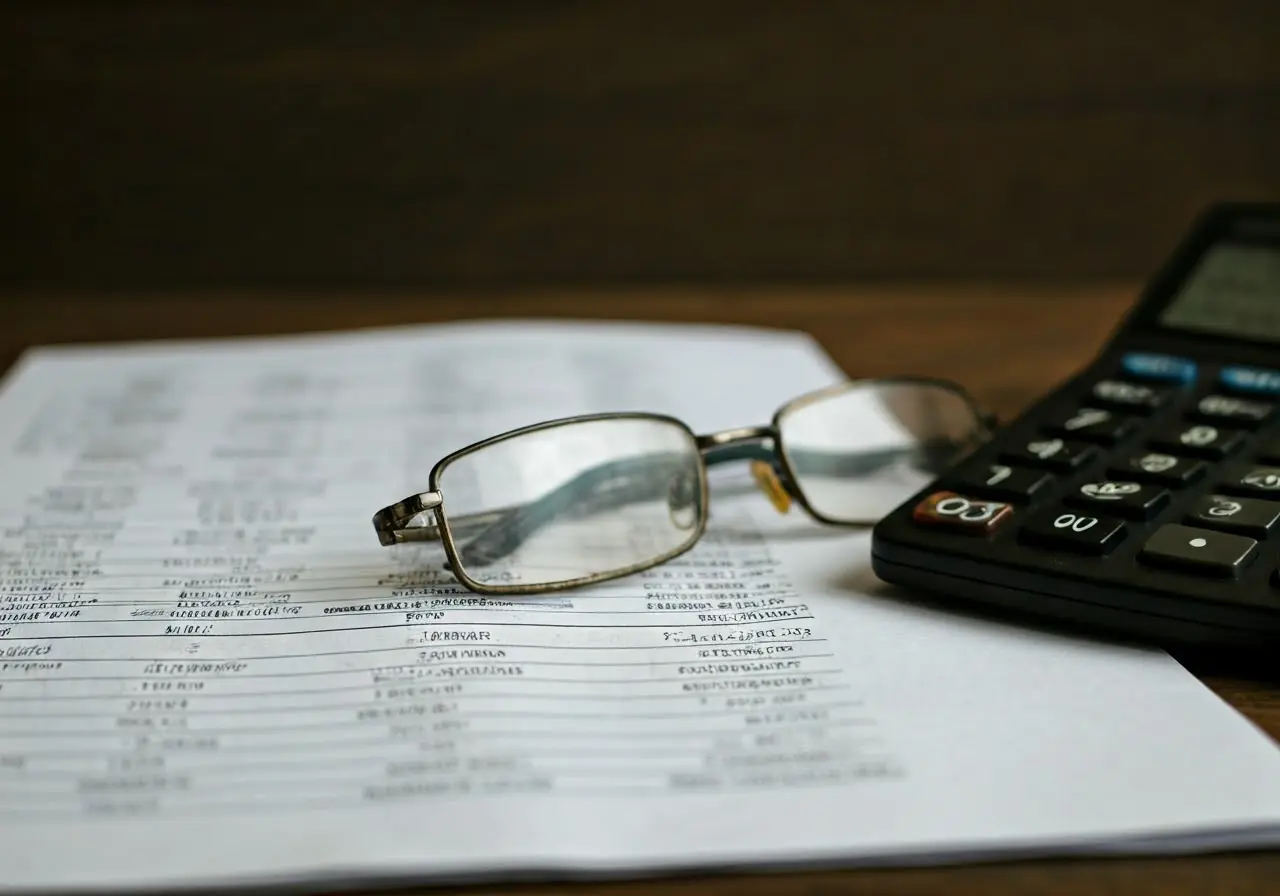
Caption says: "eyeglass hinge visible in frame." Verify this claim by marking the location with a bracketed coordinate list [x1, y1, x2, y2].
[372, 490, 444, 545]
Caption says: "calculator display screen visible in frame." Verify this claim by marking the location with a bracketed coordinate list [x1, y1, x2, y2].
[1159, 243, 1280, 342]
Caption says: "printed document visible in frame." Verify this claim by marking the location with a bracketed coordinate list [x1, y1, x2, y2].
[1, 320, 1278, 892]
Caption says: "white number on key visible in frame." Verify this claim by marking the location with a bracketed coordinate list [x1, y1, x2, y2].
[1053, 513, 1098, 533]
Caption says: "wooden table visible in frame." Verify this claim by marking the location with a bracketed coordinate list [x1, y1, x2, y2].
[10, 288, 1280, 895]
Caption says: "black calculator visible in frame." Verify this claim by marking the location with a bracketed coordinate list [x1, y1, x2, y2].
[871, 202, 1280, 649]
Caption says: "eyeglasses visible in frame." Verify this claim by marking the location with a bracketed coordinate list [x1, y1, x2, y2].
[371, 377, 994, 595]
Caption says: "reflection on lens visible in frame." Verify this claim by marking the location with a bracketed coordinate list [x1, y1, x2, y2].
[435, 416, 705, 589]
[777, 381, 981, 522]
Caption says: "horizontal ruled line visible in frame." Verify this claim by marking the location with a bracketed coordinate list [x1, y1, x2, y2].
[0, 636, 825, 668]
[0, 663, 835, 695]
[0, 613, 815, 641]
[0, 702, 866, 737]
[8, 736, 886, 777]
[3, 715, 877, 760]
[2, 753, 895, 795]
[0, 601, 804, 625]
[0, 684, 853, 717]
[0, 767, 904, 821]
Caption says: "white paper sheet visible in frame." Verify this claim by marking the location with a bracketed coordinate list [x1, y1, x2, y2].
[1, 319, 1278, 893]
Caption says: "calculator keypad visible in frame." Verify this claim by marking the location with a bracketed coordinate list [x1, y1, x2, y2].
[903, 356, 1280, 598]
[874, 270, 1280, 644]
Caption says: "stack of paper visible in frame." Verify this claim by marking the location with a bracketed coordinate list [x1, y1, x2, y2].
[0, 319, 1277, 893]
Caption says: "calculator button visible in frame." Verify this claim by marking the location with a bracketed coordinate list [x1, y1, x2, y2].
[1185, 495, 1280, 538]
[1046, 408, 1135, 444]
[1107, 451, 1206, 487]
[1121, 352, 1197, 384]
[945, 463, 1051, 502]
[1219, 466, 1280, 497]
[1139, 524, 1257, 578]
[1088, 379, 1168, 414]
[998, 438, 1097, 472]
[1148, 423, 1245, 459]
[1019, 508, 1126, 555]
[910, 491, 1013, 535]
[1065, 480, 1170, 520]
[1220, 365, 1280, 396]
[1189, 394, 1272, 429]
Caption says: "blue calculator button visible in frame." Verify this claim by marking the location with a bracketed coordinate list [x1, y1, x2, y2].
[1120, 352, 1198, 384]
[1220, 366, 1280, 396]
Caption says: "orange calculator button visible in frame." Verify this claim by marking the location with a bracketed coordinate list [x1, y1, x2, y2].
[911, 491, 1013, 535]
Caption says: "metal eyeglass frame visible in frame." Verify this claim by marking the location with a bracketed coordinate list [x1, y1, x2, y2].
[371, 375, 995, 595]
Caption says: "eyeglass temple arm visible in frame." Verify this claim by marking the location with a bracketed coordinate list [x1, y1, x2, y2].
[450, 438, 966, 568]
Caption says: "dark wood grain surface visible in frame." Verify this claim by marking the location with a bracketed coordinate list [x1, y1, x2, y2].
[9, 287, 1280, 894]
[4, 1, 1279, 291]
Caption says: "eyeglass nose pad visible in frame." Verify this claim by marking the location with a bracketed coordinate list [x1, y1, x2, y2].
[667, 471, 700, 530]
[749, 460, 791, 515]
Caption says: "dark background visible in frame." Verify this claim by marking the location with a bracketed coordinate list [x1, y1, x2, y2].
[3, 1, 1279, 294]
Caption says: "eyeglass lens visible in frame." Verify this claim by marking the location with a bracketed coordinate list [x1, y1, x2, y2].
[777, 381, 982, 522]
[434, 417, 706, 590]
